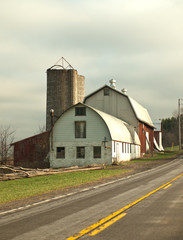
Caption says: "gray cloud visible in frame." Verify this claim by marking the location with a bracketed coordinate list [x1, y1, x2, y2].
[0, 0, 183, 140]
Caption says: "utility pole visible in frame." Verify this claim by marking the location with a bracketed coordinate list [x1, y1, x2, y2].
[178, 99, 182, 150]
[50, 109, 54, 151]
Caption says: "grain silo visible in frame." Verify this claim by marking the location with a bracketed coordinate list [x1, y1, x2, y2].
[46, 58, 85, 130]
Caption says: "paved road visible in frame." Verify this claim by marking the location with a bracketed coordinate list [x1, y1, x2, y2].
[0, 157, 183, 240]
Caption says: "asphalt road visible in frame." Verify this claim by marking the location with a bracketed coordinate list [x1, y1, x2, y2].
[0, 157, 183, 240]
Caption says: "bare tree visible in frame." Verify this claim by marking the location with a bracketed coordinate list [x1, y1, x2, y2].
[0, 125, 15, 165]
[38, 124, 46, 133]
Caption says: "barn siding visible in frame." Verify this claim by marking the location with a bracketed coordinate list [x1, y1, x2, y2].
[50, 105, 112, 168]
[85, 89, 139, 129]
[139, 122, 154, 154]
[13, 132, 50, 168]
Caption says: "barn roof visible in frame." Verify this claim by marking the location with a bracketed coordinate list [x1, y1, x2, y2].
[91, 106, 140, 145]
[128, 97, 154, 128]
[84, 85, 154, 128]
[72, 103, 140, 145]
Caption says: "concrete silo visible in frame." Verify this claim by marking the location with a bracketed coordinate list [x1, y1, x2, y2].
[46, 58, 85, 130]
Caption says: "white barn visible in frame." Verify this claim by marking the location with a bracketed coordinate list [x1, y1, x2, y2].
[84, 83, 155, 154]
[50, 103, 140, 168]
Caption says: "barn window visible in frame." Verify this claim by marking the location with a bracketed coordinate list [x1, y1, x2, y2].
[93, 146, 101, 158]
[104, 88, 110, 96]
[75, 121, 86, 138]
[75, 107, 86, 116]
[77, 147, 85, 158]
[113, 141, 115, 152]
[56, 147, 65, 158]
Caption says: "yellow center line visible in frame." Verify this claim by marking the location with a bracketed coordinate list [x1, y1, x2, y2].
[88, 213, 127, 236]
[66, 173, 183, 240]
[163, 184, 172, 189]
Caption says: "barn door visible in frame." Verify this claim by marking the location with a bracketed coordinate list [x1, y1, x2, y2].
[116, 143, 120, 162]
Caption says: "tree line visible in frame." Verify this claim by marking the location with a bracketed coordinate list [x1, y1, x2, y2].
[162, 115, 183, 148]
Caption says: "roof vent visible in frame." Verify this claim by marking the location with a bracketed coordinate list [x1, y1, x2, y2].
[109, 79, 116, 89]
[122, 88, 127, 95]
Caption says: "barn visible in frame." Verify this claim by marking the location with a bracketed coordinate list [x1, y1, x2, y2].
[84, 80, 155, 155]
[49, 103, 141, 168]
[12, 131, 50, 168]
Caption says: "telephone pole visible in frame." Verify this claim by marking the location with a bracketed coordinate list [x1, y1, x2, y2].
[178, 99, 182, 150]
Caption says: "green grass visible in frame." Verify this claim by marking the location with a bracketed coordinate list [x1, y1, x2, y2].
[130, 150, 183, 163]
[164, 145, 180, 151]
[0, 169, 130, 204]
[1, 149, 183, 204]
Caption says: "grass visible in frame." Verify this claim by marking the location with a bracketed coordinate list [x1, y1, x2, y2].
[0, 169, 130, 204]
[1, 148, 183, 204]
[130, 149, 183, 163]
[164, 145, 181, 151]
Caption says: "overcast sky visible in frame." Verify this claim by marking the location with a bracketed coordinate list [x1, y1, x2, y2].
[1, 0, 183, 140]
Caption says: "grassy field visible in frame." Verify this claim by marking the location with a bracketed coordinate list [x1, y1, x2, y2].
[1, 149, 182, 204]
[130, 150, 183, 163]
[0, 169, 131, 204]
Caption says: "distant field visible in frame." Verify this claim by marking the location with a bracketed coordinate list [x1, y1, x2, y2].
[164, 145, 181, 151]
[130, 150, 183, 163]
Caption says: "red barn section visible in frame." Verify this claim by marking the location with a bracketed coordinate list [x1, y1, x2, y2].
[12, 132, 50, 168]
[139, 122, 154, 154]
[154, 131, 160, 145]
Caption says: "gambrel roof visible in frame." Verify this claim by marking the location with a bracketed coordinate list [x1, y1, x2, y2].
[84, 85, 154, 128]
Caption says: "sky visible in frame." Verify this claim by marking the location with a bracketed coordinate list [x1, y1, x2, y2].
[1, 0, 183, 141]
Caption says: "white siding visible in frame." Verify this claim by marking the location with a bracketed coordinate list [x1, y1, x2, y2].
[50, 103, 141, 168]
[112, 140, 140, 163]
[146, 132, 150, 151]
[50, 105, 112, 168]
[50, 141, 112, 168]
[85, 89, 139, 129]
[53, 106, 111, 142]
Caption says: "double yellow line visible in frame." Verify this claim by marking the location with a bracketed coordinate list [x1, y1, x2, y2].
[66, 173, 183, 240]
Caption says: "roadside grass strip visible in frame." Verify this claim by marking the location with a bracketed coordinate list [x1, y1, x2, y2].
[0, 169, 130, 204]
[66, 173, 183, 240]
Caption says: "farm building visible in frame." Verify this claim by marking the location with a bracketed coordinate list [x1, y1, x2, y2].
[46, 58, 85, 130]
[153, 120, 164, 152]
[11, 59, 163, 169]
[84, 80, 155, 155]
[49, 103, 141, 168]
[12, 131, 50, 168]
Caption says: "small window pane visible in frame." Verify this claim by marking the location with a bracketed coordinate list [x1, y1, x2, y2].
[75, 121, 86, 138]
[77, 147, 85, 158]
[57, 147, 65, 158]
[124, 143, 126, 153]
[75, 107, 86, 116]
[104, 88, 109, 96]
[94, 146, 101, 158]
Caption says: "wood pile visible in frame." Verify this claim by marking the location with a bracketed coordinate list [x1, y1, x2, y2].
[0, 165, 104, 181]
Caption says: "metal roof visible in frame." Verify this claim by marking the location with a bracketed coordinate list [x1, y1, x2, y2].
[128, 97, 155, 128]
[84, 85, 154, 128]
[87, 105, 141, 145]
